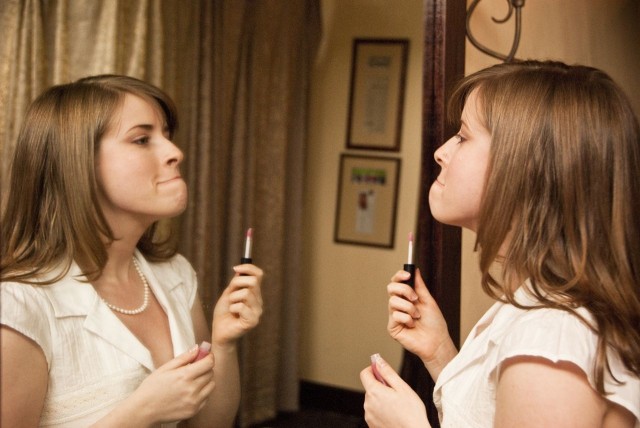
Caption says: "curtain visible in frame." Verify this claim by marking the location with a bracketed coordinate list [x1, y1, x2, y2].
[178, 2, 321, 425]
[0, 1, 320, 426]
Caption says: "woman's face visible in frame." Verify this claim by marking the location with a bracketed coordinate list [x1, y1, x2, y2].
[95, 93, 187, 231]
[428, 89, 491, 232]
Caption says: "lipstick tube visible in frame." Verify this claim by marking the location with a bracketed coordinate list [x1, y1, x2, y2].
[402, 232, 415, 288]
[241, 227, 253, 265]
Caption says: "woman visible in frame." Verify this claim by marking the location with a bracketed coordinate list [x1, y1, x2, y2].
[360, 60, 640, 427]
[1, 75, 264, 427]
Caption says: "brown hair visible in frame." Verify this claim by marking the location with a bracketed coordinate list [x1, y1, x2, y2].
[448, 60, 640, 394]
[1, 75, 180, 283]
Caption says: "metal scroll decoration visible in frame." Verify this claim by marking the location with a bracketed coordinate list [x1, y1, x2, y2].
[466, 0, 525, 63]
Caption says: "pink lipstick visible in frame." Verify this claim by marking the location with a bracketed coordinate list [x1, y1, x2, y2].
[241, 228, 253, 265]
[403, 232, 416, 288]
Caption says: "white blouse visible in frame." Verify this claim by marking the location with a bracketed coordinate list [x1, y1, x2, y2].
[1, 251, 199, 427]
[433, 282, 640, 427]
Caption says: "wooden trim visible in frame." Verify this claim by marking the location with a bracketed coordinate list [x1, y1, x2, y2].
[399, 0, 466, 427]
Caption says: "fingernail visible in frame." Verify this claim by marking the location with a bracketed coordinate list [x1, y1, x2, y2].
[410, 293, 418, 301]
[371, 353, 385, 367]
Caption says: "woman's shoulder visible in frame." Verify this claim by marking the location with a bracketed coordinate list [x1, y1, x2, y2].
[494, 292, 639, 421]
[1, 280, 58, 362]
[1, 279, 54, 306]
[504, 283, 598, 337]
[495, 294, 598, 366]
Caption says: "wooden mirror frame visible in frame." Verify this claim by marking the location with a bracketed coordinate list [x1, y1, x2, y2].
[399, 0, 466, 426]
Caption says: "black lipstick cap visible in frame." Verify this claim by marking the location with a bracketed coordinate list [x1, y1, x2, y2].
[402, 264, 415, 288]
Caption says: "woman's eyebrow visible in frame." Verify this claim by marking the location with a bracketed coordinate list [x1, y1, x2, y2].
[124, 123, 154, 133]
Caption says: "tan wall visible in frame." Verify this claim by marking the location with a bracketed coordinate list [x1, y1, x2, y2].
[301, 0, 424, 391]
[303, 0, 640, 392]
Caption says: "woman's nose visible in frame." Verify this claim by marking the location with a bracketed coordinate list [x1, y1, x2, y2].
[434, 135, 456, 165]
[434, 145, 445, 165]
[164, 139, 184, 166]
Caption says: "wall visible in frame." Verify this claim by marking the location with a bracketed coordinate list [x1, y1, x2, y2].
[303, 0, 640, 392]
[461, 0, 640, 338]
[301, 0, 424, 391]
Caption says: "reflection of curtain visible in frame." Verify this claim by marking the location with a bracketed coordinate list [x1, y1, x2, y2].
[0, 1, 320, 426]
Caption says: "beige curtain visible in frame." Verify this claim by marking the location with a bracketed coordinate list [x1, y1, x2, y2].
[0, 0, 320, 426]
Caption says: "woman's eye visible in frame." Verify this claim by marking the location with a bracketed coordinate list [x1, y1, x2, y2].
[456, 134, 466, 144]
[133, 136, 150, 145]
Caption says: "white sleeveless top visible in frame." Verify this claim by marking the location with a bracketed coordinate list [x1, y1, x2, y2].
[1, 251, 199, 427]
[433, 282, 640, 427]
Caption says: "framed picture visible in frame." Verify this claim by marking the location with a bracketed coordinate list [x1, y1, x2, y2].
[334, 154, 401, 248]
[346, 38, 409, 151]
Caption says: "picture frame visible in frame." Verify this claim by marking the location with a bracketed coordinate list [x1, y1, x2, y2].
[346, 38, 409, 151]
[334, 154, 401, 248]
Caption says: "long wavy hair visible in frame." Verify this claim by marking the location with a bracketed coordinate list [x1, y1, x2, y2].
[1, 75, 180, 284]
[448, 60, 640, 394]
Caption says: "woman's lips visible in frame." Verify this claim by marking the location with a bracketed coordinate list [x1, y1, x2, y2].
[158, 176, 183, 185]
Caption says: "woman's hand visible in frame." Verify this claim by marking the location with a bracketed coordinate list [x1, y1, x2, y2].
[212, 264, 264, 347]
[387, 269, 457, 379]
[184, 264, 264, 428]
[127, 346, 216, 425]
[360, 354, 430, 428]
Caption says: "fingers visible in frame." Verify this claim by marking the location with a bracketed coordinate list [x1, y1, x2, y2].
[370, 354, 404, 390]
[389, 269, 436, 306]
[228, 284, 262, 308]
[226, 278, 263, 324]
[388, 271, 418, 301]
[360, 366, 379, 390]
[158, 345, 215, 380]
[232, 264, 264, 281]
[361, 354, 405, 392]
[212, 264, 265, 344]
[388, 293, 421, 317]
[226, 265, 263, 304]
[159, 345, 200, 370]
[370, 354, 388, 386]
[228, 301, 262, 327]
[387, 273, 421, 328]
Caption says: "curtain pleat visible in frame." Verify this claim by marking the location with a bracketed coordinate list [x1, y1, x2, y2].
[0, 1, 320, 426]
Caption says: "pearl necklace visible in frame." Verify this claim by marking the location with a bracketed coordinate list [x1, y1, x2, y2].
[100, 258, 150, 315]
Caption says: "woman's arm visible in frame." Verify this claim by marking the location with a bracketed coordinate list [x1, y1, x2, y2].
[188, 263, 264, 428]
[187, 296, 240, 428]
[1, 326, 48, 428]
[495, 356, 636, 427]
